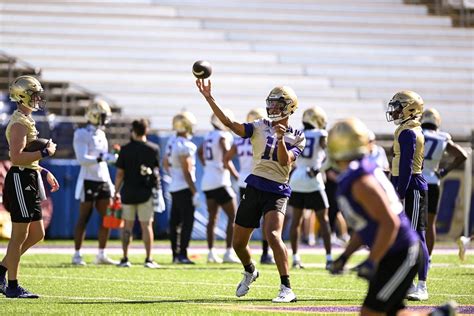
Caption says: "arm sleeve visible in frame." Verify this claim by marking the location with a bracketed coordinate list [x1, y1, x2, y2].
[242, 123, 254, 139]
[397, 129, 416, 199]
[290, 134, 306, 160]
[73, 130, 98, 166]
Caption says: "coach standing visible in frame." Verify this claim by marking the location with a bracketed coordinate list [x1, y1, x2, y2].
[114, 119, 164, 268]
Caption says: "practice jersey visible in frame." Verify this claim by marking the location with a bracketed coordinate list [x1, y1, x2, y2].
[337, 157, 418, 254]
[422, 129, 451, 185]
[201, 130, 233, 191]
[234, 137, 253, 188]
[6, 110, 40, 170]
[166, 135, 197, 193]
[289, 128, 327, 192]
[242, 118, 306, 197]
[391, 120, 427, 199]
[368, 145, 389, 171]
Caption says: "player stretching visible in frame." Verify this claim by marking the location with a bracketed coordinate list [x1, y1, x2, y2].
[197, 79, 305, 303]
[224, 108, 275, 265]
[289, 106, 332, 269]
[386, 91, 429, 301]
[420, 108, 467, 263]
[198, 112, 240, 264]
[327, 118, 456, 316]
[0, 76, 59, 298]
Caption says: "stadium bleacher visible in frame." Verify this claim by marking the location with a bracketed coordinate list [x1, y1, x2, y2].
[0, 0, 472, 138]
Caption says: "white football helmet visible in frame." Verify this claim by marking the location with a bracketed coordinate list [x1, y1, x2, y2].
[173, 111, 197, 135]
[211, 108, 234, 131]
[86, 99, 112, 126]
[421, 108, 441, 128]
[265, 86, 298, 121]
[9, 75, 45, 111]
[302, 106, 327, 129]
[386, 90, 423, 125]
[246, 108, 266, 123]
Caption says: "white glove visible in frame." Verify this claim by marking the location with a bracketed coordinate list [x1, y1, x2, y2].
[153, 188, 166, 213]
[99, 152, 117, 164]
[192, 193, 201, 208]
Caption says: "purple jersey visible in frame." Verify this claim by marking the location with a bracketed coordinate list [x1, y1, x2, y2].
[336, 157, 419, 254]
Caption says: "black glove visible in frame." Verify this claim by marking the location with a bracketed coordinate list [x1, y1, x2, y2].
[352, 259, 377, 281]
[328, 254, 349, 275]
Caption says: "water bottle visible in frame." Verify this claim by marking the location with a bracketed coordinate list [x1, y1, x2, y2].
[152, 187, 160, 213]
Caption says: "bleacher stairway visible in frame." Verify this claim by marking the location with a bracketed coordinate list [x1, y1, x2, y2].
[0, 0, 472, 136]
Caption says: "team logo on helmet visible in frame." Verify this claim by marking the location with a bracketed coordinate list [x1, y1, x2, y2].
[9, 75, 45, 112]
[265, 86, 298, 121]
[386, 90, 424, 125]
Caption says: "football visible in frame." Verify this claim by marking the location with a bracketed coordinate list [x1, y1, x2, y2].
[192, 60, 212, 79]
[23, 138, 50, 152]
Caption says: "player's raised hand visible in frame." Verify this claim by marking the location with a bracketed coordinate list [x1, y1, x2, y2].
[196, 79, 212, 98]
[274, 124, 287, 140]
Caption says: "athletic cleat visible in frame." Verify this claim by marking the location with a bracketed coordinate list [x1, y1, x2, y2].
[407, 285, 428, 301]
[457, 236, 470, 261]
[325, 260, 334, 271]
[72, 254, 86, 266]
[272, 284, 297, 303]
[117, 258, 132, 268]
[0, 276, 6, 295]
[207, 251, 223, 263]
[175, 255, 195, 264]
[406, 282, 417, 298]
[5, 286, 39, 299]
[292, 260, 304, 269]
[236, 270, 259, 297]
[260, 253, 275, 265]
[430, 300, 458, 316]
[144, 259, 160, 269]
[94, 254, 119, 265]
[223, 251, 240, 264]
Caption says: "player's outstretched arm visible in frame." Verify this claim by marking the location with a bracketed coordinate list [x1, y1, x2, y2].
[196, 79, 245, 137]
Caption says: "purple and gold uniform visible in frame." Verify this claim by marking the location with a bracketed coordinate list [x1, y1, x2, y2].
[337, 157, 420, 313]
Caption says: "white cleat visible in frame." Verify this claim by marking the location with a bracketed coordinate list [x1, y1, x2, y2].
[272, 284, 297, 303]
[94, 254, 119, 265]
[207, 251, 223, 264]
[72, 254, 86, 266]
[407, 285, 429, 301]
[292, 254, 304, 269]
[144, 260, 161, 269]
[236, 270, 259, 297]
[223, 251, 240, 264]
[406, 282, 416, 298]
[457, 236, 470, 261]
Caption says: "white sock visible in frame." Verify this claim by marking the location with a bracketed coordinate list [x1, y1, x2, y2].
[75, 250, 81, 257]
[225, 248, 232, 254]
[98, 249, 105, 256]
[326, 254, 333, 261]
[418, 280, 427, 289]
[292, 253, 300, 261]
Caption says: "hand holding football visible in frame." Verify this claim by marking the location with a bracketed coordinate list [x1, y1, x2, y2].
[192, 60, 212, 79]
[23, 138, 50, 152]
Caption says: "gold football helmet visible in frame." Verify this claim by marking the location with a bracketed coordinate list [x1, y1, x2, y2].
[266, 86, 298, 121]
[173, 111, 197, 135]
[9, 75, 45, 111]
[302, 106, 327, 129]
[421, 108, 441, 128]
[211, 108, 234, 131]
[246, 108, 266, 123]
[328, 118, 370, 161]
[86, 99, 112, 126]
[386, 90, 424, 125]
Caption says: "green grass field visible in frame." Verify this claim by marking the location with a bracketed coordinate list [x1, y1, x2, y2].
[0, 241, 473, 315]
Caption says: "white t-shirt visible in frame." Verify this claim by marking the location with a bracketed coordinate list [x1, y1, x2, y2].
[166, 135, 197, 193]
[368, 145, 389, 172]
[422, 129, 451, 185]
[289, 128, 327, 192]
[235, 137, 253, 188]
[201, 130, 233, 191]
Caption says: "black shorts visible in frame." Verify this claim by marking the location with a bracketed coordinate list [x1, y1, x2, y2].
[2, 167, 42, 223]
[239, 187, 246, 201]
[203, 186, 235, 205]
[404, 189, 427, 231]
[427, 184, 440, 215]
[288, 190, 329, 211]
[364, 242, 420, 314]
[83, 180, 112, 202]
[235, 185, 288, 228]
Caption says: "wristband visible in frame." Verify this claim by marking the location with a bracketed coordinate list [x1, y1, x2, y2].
[40, 148, 50, 158]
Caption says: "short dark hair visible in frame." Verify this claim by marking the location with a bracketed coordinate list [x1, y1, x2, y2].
[132, 119, 149, 136]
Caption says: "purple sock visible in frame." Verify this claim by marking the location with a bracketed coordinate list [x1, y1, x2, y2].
[417, 230, 429, 281]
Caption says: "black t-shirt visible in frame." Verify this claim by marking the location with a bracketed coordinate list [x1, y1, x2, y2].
[115, 140, 160, 204]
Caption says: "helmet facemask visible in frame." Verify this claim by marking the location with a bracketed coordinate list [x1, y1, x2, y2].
[266, 98, 289, 121]
[386, 100, 404, 125]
